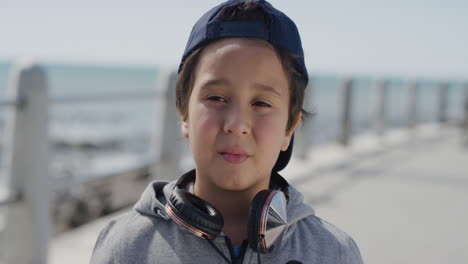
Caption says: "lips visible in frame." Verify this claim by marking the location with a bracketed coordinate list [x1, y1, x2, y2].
[218, 148, 249, 164]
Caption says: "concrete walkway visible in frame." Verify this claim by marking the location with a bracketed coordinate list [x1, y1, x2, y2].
[49, 125, 468, 264]
[285, 125, 468, 264]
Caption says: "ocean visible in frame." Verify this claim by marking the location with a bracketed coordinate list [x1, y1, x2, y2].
[0, 61, 465, 179]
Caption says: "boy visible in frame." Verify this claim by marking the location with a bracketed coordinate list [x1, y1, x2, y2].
[90, 1, 363, 263]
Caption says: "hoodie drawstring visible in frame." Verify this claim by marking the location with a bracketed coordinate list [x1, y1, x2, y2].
[256, 242, 262, 264]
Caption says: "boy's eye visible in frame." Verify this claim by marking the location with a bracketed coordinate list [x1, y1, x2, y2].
[253, 101, 271, 108]
[207, 95, 227, 102]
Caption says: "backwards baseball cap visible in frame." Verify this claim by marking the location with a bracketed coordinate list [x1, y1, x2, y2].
[178, 0, 308, 171]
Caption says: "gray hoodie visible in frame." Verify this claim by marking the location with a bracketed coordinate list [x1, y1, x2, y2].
[90, 178, 363, 264]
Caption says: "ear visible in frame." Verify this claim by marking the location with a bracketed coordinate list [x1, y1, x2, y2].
[281, 113, 301, 151]
[181, 119, 189, 139]
[178, 110, 190, 139]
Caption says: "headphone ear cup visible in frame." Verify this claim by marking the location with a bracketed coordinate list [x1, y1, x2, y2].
[167, 188, 224, 238]
[248, 190, 273, 253]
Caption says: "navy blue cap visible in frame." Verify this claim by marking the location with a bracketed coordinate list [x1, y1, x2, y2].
[179, 0, 307, 171]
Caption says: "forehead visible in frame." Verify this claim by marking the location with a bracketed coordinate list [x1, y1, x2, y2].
[198, 38, 279, 68]
[193, 38, 289, 93]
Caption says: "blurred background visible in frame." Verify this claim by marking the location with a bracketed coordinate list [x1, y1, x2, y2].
[0, 0, 467, 263]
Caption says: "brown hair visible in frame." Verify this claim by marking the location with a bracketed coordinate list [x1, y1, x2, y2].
[176, 1, 310, 131]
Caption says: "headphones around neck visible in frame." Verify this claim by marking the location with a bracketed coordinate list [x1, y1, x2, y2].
[164, 170, 290, 254]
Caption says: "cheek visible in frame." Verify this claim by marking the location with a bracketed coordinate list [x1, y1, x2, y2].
[253, 117, 288, 169]
[254, 115, 288, 146]
[188, 108, 220, 141]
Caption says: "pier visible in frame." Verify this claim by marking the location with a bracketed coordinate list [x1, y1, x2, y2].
[1, 62, 467, 263]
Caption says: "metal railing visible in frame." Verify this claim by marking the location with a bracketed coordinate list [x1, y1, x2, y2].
[0, 61, 467, 264]
[0, 91, 161, 108]
[0, 190, 22, 206]
[0, 62, 180, 264]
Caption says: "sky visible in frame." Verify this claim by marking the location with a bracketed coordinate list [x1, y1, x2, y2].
[1, 0, 467, 79]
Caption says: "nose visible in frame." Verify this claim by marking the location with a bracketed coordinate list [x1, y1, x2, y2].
[223, 106, 251, 136]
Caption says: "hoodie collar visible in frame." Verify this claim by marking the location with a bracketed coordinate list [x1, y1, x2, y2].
[133, 172, 315, 229]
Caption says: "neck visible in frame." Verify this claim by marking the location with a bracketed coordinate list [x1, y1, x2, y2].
[193, 174, 269, 246]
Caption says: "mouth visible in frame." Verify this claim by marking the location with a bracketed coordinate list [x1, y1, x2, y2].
[219, 151, 249, 164]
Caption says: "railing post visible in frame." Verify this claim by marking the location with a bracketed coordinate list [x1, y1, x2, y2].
[463, 83, 468, 146]
[151, 70, 181, 181]
[438, 82, 449, 124]
[339, 78, 353, 146]
[374, 79, 388, 137]
[406, 81, 419, 129]
[1, 62, 49, 264]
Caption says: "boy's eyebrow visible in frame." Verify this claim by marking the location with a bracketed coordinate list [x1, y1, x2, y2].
[199, 78, 230, 90]
[200, 78, 282, 97]
[252, 82, 282, 97]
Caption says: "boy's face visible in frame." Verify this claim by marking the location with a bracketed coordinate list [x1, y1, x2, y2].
[181, 38, 299, 193]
